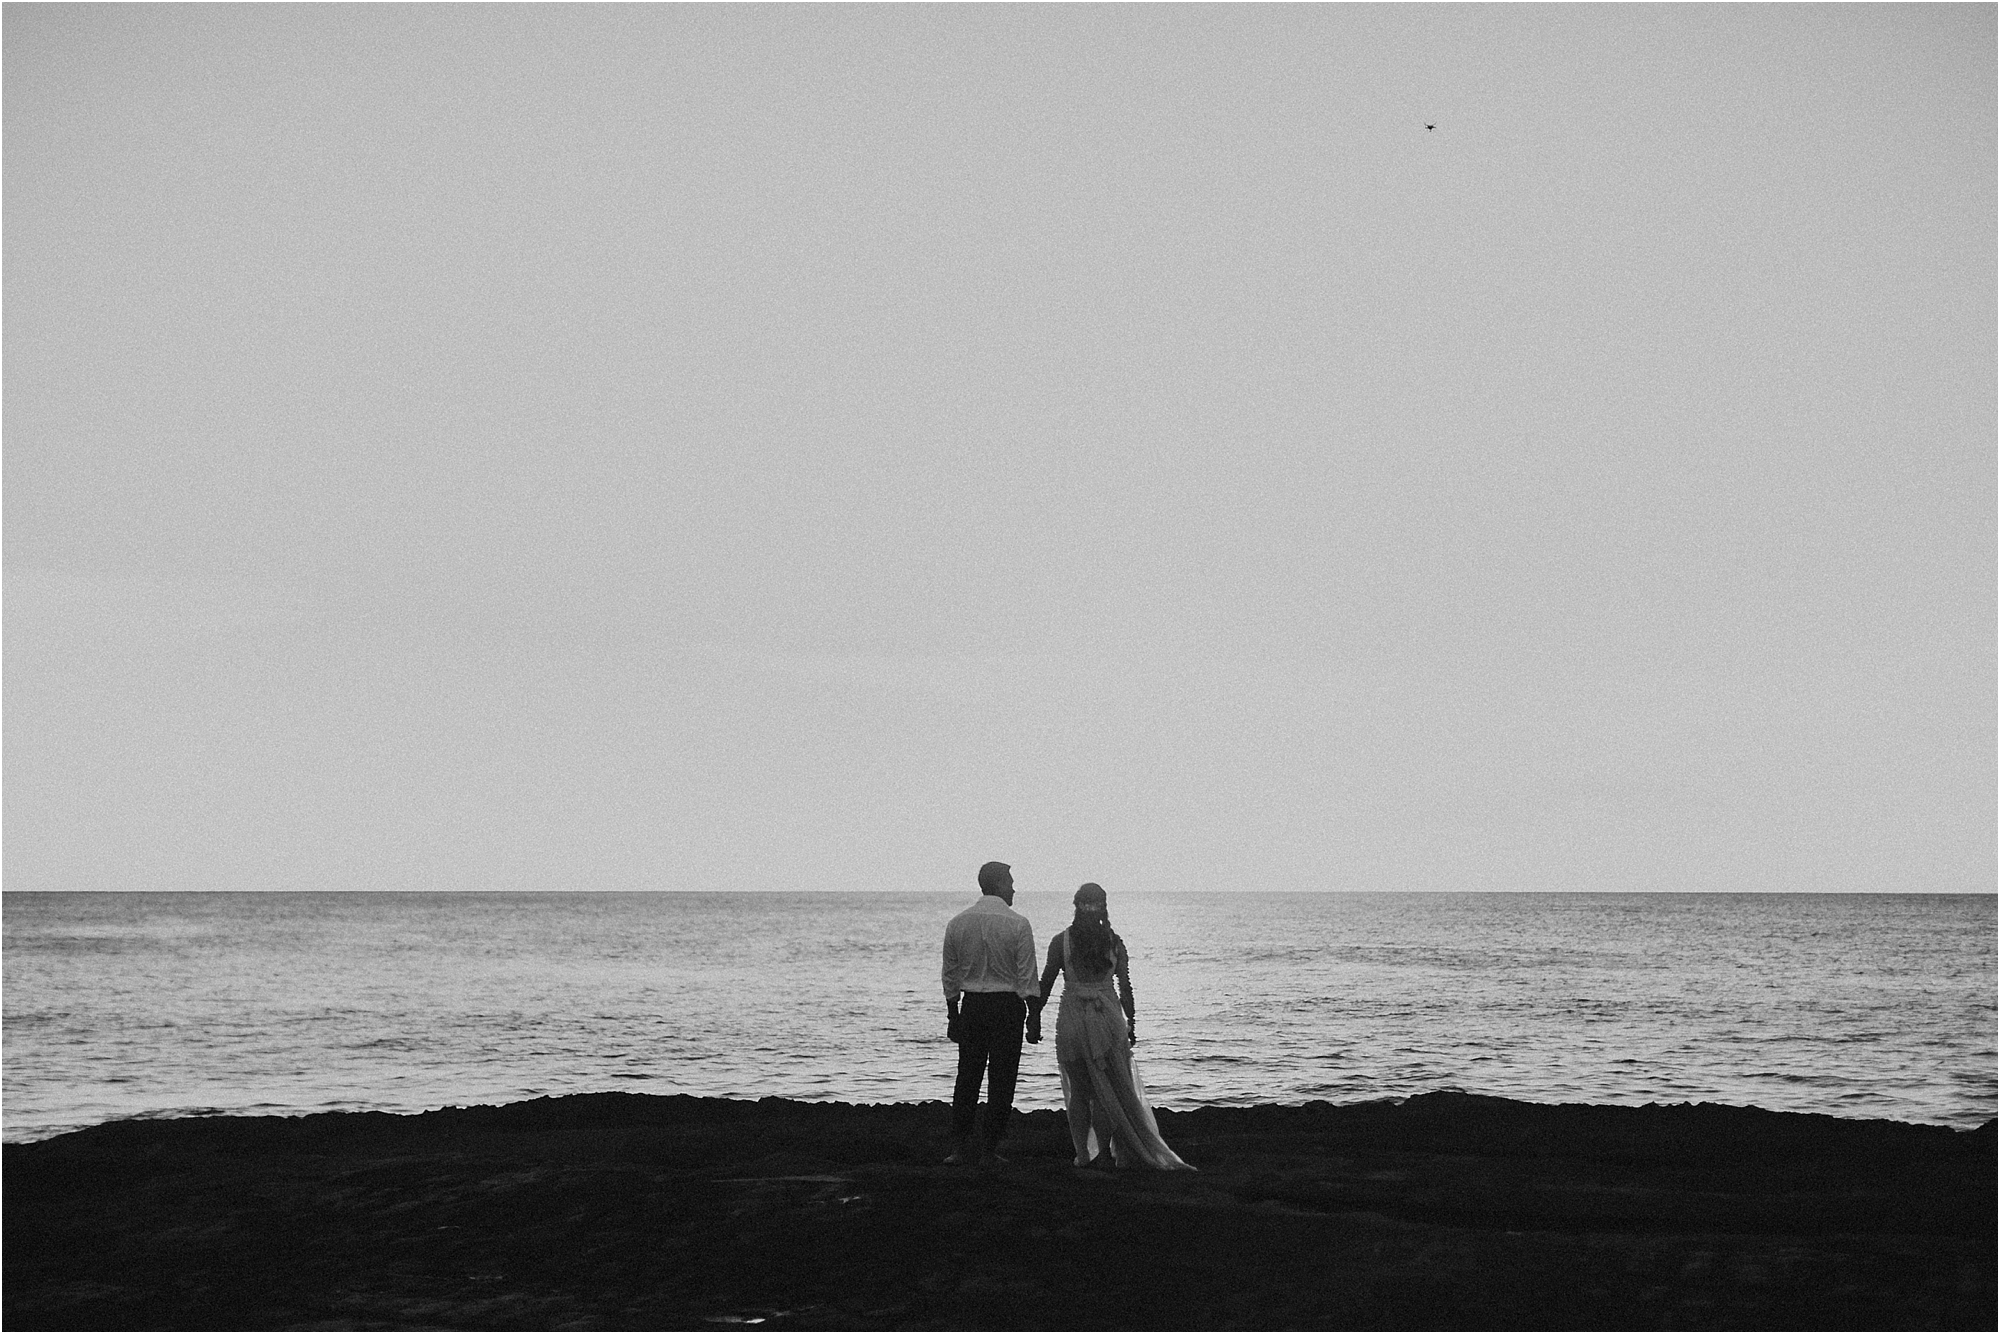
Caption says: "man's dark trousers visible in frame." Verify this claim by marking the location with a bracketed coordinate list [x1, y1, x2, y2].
[952, 991, 1026, 1147]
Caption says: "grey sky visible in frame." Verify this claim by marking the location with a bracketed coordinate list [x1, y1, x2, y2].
[6, 4, 1992, 895]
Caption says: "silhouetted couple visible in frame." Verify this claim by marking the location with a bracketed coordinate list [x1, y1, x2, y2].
[940, 861, 1192, 1170]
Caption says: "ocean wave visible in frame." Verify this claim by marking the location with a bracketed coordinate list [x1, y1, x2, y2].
[1744, 1072, 1849, 1085]
[5, 891, 1993, 1137]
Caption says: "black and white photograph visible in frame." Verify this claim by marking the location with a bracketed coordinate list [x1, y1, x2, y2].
[4, 2, 1994, 1329]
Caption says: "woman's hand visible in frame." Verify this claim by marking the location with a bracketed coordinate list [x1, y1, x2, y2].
[1128, 1020, 1139, 1046]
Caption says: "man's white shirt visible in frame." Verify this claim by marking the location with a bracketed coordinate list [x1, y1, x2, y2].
[941, 895, 1039, 1002]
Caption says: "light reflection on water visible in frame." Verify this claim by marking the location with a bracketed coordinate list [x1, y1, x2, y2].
[3, 890, 1993, 1142]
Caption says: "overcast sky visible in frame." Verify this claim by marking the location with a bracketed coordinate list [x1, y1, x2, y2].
[6, 3, 1992, 896]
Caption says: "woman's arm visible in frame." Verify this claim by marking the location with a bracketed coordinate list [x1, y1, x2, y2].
[1038, 933, 1063, 1006]
[1115, 938, 1136, 1039]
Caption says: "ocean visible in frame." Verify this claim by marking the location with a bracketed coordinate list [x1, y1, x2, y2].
[3, 891, 1993, 1144]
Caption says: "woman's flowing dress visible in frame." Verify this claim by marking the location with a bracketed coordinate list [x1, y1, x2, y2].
[1053, 930, 1193, 1170]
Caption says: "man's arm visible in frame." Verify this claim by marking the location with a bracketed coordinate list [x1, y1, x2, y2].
[941, 926, 964, 1040]
[1015, 923, 1040, 1001]
[1018, 923, 1044, 1043]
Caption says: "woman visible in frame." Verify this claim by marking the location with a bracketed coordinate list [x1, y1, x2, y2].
[1037, 883, 1193, 1171]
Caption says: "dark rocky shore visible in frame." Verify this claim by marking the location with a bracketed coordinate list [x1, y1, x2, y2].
[6, 1090, 1993, 1331]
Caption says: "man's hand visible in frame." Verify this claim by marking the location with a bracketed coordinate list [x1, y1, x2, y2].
[946, 1007, 962, 1044]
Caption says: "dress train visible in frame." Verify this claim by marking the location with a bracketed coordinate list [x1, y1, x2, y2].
[1054, 932, 1192, 1171]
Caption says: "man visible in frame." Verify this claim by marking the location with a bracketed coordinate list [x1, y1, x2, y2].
[940, 860, 1042, 1165]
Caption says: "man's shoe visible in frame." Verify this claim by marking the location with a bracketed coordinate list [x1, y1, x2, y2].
[979, 1147, 1009, 1166]
[942, 1145, 974, 1166]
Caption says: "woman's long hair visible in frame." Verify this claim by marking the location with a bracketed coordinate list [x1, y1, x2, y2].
[1068, 883, 1119, 974]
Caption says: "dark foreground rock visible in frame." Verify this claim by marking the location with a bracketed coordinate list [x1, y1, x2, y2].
[5, 1090, 1993, 1331]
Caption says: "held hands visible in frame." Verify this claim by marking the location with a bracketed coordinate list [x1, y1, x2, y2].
[1026, 1015, 1042, 1045]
